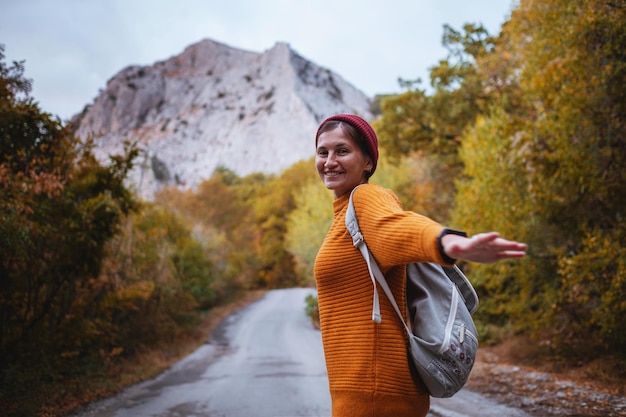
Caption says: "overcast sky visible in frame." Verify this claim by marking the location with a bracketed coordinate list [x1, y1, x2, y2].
[1, 0, 516, 121]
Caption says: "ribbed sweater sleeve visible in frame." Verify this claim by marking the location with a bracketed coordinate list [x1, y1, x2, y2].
[352, 185, 447, 269]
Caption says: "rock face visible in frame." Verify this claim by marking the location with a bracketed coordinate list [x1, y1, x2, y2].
[71, 39, 373, 200]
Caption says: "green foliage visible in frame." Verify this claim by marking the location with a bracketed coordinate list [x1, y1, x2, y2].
[505, 0, 625, 354]
[0, 47, 229, 416]
[448, 0, 626, 359]
[173, 235, 218, 309]
[0, 52, 137, 354]
[372, 0, 625, 362]
[373, 23, 512, 222]
[157, 159, 321, 291]
[230, 159, 319, 288]
[376, 24, 500, 159]
[507, 0, 626, 235]
[92, 203, 216, 354]
[0, 44, 141, 414]
[304, 294, 320, 327]
[156, 173, 259, 292]
[452, 112, 548, 331]
[382, 150, 459, 222]
[556, 225, 626, 352]
[246, 173, 297, 289]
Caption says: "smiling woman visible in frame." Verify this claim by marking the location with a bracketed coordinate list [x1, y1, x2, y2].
[312, 114, 527, 417]
[315, 115, 376, 198]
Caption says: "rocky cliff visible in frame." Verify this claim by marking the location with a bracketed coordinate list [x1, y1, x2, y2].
[71, 39, 374, 200]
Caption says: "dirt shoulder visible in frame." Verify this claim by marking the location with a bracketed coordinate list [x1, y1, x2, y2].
[466, 338, 626, 417]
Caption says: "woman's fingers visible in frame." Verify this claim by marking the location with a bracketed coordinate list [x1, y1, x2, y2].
[464, 233, 527, 263]
[442, 232, 527, 263]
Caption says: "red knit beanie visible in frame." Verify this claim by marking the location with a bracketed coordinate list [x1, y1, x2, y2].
[315, 114, 379, 176]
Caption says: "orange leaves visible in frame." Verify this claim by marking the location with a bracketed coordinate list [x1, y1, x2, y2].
[104, 281, 156, 312]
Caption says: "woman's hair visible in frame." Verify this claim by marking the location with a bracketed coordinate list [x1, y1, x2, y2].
[316, 120, 376, 180]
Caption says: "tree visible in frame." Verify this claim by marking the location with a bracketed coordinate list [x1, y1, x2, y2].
[453, 112, 542, 336]
[286, 181, 333, 284]
[374, 23, 515, 221]
[0, 44, 138, 409]
[376, 24, 502, 159]
[248, 160, 317, 288]
[452, 0, 626, 357]
[156, 170, 260, 293]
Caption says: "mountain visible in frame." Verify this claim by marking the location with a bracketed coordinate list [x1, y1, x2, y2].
[70, 39, 374, 200]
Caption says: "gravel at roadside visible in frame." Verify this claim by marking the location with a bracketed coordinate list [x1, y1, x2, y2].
[466, 349, 626, 417]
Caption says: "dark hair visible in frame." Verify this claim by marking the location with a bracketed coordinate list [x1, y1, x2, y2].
[316, 120, 375, 179]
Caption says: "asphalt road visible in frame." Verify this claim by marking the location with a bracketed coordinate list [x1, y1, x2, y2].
[69, 288, 533, 417]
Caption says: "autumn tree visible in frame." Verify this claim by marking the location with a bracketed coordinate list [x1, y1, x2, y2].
[244, 159, 324, 288]
[373, 23, 516, 222]
[452, 0, 626, 357]
[90, 202, 218, 357]
[286, 177, 334, 284]
[157, 161, 310, 291]
[0, 44, 138, 411]
[156, 168, 260, 293]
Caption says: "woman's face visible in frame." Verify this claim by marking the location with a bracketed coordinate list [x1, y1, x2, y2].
[316, 126, 373, 199]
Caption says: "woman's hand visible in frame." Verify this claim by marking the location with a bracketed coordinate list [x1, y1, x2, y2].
[441, 232, 527, 264]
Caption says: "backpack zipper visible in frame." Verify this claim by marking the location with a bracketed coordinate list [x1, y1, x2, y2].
[439, 287, 459, 354]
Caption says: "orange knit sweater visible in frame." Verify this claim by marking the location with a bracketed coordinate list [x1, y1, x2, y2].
[314, 184, 449, 417]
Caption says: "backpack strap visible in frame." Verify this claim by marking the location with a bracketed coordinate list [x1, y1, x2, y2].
[346, 186, 412, 333]
[346, 186, 381, 323]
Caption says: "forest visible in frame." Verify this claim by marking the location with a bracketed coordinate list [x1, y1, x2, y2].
[1, 0, 624, 416]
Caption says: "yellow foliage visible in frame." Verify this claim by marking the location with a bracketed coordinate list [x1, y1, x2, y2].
[285, 181, 333, 284]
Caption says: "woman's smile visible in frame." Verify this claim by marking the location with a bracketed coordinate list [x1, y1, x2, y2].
[315, 126, 372, 198]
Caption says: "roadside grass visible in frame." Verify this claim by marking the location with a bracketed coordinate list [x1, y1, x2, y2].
[304, 294, 320, 329]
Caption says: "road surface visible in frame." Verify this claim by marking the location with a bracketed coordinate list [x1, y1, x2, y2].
[69, 288, 532, 417]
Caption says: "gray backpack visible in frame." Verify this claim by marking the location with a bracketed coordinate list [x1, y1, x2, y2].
[345, 188, 479, 398]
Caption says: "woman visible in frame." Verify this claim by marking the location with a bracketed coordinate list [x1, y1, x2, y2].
[313, 114, 527, 417]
